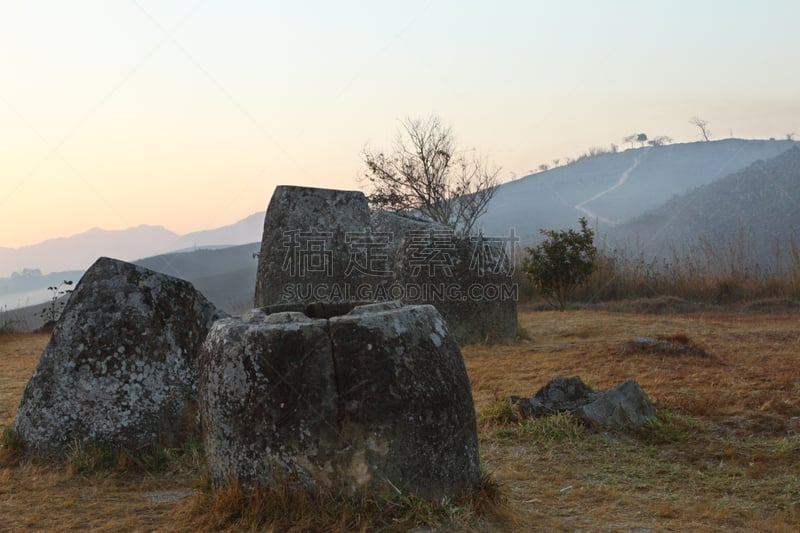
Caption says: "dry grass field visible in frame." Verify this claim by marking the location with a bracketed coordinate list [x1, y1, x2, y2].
[1, 308, 799, 531]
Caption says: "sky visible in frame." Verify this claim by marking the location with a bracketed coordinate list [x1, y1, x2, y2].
[2, 0, 799, 249]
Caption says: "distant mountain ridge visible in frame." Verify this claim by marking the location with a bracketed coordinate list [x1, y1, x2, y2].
[2, 243, 260, 328]
[0, 213, 264, 277]
[0, 225, 179, 278]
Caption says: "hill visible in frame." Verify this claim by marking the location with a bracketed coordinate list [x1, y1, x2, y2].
[478, 138, 798, 242]
[133, 242, 260, 313]
[4, 138, 798, 311]
[609, 145, 800, 268]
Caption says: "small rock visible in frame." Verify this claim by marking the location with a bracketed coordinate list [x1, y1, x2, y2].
[510, 376, 655, 428]
[576, 381, 655, 428]
[510, 376, 598, 417]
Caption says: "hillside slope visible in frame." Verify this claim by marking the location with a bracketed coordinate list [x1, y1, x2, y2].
[133, 242, 260, 313]
[610, 146, 800, 267]
[478, 139, 798, 242]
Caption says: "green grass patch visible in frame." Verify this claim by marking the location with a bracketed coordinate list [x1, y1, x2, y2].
[477, 397, 519, 427]
[0, 425, 25, 465]
[638, 409, 706, 444]
[66, 438, 204, 476]
[492, 411, 587, 445]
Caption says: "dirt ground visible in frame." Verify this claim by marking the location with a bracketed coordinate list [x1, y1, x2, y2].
[1, 309, 799, 531]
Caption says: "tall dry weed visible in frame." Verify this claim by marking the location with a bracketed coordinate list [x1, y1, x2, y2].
[573, 232, 800, 305]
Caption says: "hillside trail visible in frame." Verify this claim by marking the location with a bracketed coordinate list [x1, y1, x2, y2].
[574, 147, 651, 225]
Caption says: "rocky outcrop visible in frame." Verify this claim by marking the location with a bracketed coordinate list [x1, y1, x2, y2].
[510, 375, 655, 428]
[199, 301, 480, 499]
[13, 257, 224, 458]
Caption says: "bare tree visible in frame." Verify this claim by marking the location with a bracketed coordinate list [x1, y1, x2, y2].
[623, 133, 648, 148]
[689, 116, 712, 141]
[361, 116, 500, 236]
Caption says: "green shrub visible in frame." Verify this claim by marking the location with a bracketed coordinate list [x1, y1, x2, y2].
[523, 217, 597, 310]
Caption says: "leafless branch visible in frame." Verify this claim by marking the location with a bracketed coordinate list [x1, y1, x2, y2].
[361, 116, 499, 235]
[689, 116, 712, 141]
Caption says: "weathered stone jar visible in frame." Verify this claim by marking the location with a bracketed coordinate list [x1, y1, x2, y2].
[199, 301, 480, 499]
[254, 185, 376, 308]
[13, 257, 224, 458]
[254, 185, 519, 344]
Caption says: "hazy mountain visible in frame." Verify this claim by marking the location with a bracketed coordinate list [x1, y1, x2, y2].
[0, 225, 179, 278]
[0, 211, 264, 309]
[169, 212, 264, 251]
[0, 212, 265, 278]
[609, 146, 800, 268]
[478, 139, 798, 243]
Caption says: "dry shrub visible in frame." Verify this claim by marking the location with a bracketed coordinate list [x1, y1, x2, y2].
[606, 296, 707, 314]
[466, 470, 515, 528]
[637, 410, 705, 444]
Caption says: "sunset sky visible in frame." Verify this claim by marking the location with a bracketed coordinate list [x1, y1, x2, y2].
[2, 1, 799, 249]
